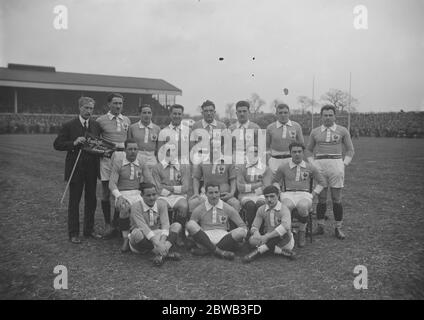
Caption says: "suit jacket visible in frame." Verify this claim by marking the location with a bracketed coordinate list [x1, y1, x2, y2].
[53, 117, 102, 181]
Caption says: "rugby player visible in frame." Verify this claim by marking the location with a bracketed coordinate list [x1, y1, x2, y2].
[186, 184, 248, 260]
[272, 142, 325, 247]
[128, 183, 182, 266]
[96, 93, 131, 238]
[306, 105, 355, 239]
[266, 103, 304, 174]
[242, 185, 296, 263]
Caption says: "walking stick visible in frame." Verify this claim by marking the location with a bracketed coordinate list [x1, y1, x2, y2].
[60, 148, 82, 204]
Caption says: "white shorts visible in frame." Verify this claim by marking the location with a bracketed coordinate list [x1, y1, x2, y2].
[204, 229, 228, 245]
[137, 151, 157, 167]
[280, 191, 313, 207]
[159, 194, 186, 208]
[268, 157, 291, 174]
[116, 190, 142, 205]
[240, 193, 265, 205]
[314, 158, 344, 188]
[100, 151, 125, 181]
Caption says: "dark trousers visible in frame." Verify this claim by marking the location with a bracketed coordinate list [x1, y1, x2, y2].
[68, 166, 97, 237]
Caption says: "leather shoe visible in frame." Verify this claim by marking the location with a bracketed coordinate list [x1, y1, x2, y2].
[242, 249, 260, 263]
[152, 255, 164, 267]
[69, 236, 81, 244]
[278, 248, 296, 260]
[297, 231, 306, 248]
[314, 224, 325, 236]
[165, 252, 182, 261]
[120, 238, 130, 253]
[335, 228, 346, 240]
[84, 231, 102, 239]
[214, 248, 235, 260]
[102, 228, 119, 240]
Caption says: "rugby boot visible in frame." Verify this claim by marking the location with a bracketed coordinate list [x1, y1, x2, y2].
[278, 248, 296, 261]
[242, 249, 261, 263]
[297, 231, 306, 248]
[214, 247, 235, 260]
[165, 252, 182, 261]
[120, 238, 130, 253]
[152, 255, 164, 267]
[69, 236, 81, 244]
[335, 227, 346, 240]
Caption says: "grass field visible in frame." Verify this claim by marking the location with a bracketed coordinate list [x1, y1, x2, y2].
[0, 134, 424, 300]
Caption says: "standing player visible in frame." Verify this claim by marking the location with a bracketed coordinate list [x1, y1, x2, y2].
[127, 104, 160, 168]
[228, 100, 260, 164]
[272, 142, 325, 247]
[96, 93, 132, 238]
[242, 185, 296, 263]
[266, 104, 304, 174]
[129, 183, 182, 266]
[236, 145, 272, 229]
[53, 97, 102, 243]
[186, 184, 248, 260]
[306, 105, 355, 239]
[109, 139, 153, 252]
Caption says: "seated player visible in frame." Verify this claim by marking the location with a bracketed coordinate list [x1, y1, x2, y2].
[109, 139, 153, 252]
[272, 142, 325, 247]
[128, 183, 182, 266]
[151, 154, 190, 226]
[189, 158, 240, 213]
[185, 183, 248, 260]
[236, 145, 273, 229]
[242, 185, 296, 263]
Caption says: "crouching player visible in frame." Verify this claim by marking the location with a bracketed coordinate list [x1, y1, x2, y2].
[272, 142, 325, 247]
[186, 183, 248, 260]
[109, 139, 153, 252]
[128, 183, 182, 266]
[242, 185, 296, 263]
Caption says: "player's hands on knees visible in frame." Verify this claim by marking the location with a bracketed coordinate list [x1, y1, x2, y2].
[154, 241, 169, 256]
[116, 196, 130, 212]
[73, 136, 86, 146]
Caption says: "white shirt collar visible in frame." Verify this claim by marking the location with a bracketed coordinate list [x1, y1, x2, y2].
[123, 157, 140, 167]
[141, 198, 158, 213]
[236, 120, 250, 129]
[168, 123, 181, 131]
[321, 124, 337, 132]
[276, 119, 292, 128]
[138, 121, 154, 129]
[79, 116, 89, 127]
[205, 199, 224, 211]
[202, 119, 217, 128]
[107, 111, 124, 121]
[289, 159, 306, 169]
[265, 201, 282, 212]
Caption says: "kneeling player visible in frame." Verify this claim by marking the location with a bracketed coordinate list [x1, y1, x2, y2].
[272, 142, 325, 247]
[185, 183, 248, 260]
[242, 185, 295, 263]
[128, 183, 182, 266]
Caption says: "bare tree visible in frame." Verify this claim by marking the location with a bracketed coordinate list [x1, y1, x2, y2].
[249, 93, 266, 115]
[224, 102, 235, 119]
[320, 89, 358, 112]
[297, 95, 320, 114]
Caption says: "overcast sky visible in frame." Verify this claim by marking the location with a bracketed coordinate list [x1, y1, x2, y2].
[1, 0, 423, 116]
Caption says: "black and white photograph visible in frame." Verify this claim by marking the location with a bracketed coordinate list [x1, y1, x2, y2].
[0, 0, 423, 303]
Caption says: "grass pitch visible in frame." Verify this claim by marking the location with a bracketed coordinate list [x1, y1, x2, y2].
[0, 135, 423, 299]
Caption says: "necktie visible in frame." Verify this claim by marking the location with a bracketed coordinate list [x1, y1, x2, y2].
[83, 120, 88, 131]
[325, 128, 331, 142]
[148, 209, 154, 226]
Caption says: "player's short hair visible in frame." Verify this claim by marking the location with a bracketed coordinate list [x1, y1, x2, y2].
[320, 104, 336, 115]
[78, 96, 95, 108]
[139, 182, 157, 194]
[204, 183, 220, 193]
[201, 100, 215, 110]
[170, 104, 184, 113]
[263, 185, 280, 196]
[289, 141, 305, 152]
[235, 100, 250, 110]
[107, 93, 124, 102]
[139, 104, 152, 113]
[124, 138, 138, 148]
[276, 103, 290, 112]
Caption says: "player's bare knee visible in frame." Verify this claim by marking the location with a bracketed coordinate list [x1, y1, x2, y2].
[185, 220, 200, 234]
[296, 203, 310, 217]
[170, 222, 182, 233]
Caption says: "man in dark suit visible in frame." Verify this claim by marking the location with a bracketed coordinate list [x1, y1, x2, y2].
[54, 97, 103, 243]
